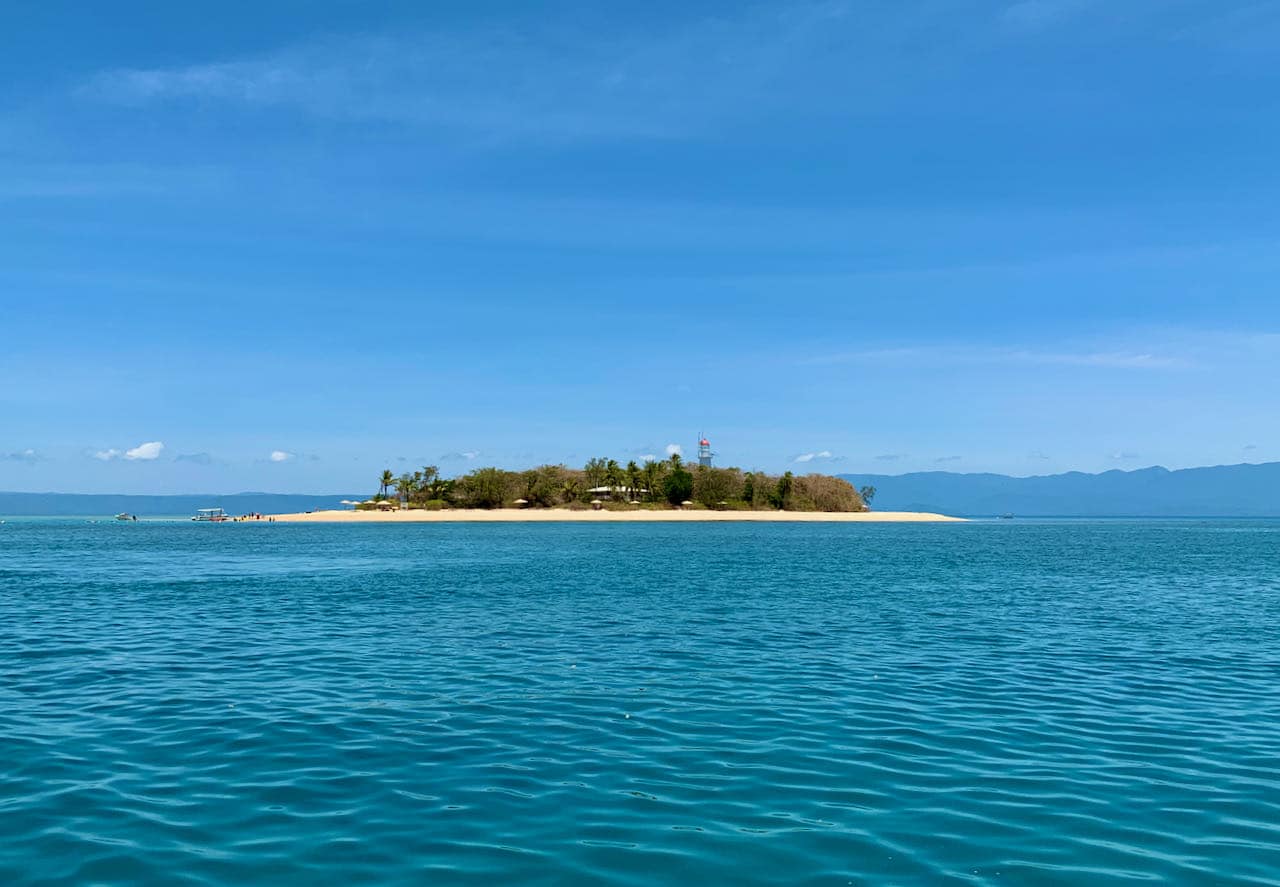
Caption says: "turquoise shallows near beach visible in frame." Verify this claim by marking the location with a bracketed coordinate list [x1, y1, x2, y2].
[2, 519, 1279, 885]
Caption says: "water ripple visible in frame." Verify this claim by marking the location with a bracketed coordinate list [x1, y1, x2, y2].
[1, 519, 1279, 884]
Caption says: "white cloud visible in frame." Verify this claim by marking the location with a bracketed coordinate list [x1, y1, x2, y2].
[125, 441, 164, 461]
[793, 450, 835, 463]
[440, 450, 480, 462]
[269, 450, 295, 463]
[2, 448, 43, 464]
[1110, 451, 1140, 461]
[94, 449, 121, 461]
[665, 444, 683, 457]
[640, 454, 656, 463]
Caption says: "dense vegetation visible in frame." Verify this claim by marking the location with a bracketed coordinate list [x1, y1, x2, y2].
[367, 456, 868, 512]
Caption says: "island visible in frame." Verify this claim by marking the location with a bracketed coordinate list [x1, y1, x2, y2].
[268, 455, 963, 522]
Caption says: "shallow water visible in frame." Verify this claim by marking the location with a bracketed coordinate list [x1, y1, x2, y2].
[2, 519, 1279, 885]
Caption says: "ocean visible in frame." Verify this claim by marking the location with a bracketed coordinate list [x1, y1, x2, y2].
[2, 518, 1278, 885]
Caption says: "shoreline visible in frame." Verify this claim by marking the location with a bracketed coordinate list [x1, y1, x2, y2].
[268, 508, 964, 523]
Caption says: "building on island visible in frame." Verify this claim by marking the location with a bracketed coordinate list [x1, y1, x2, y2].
[698, 435, 714, 468]
[586, 486, 649, 502]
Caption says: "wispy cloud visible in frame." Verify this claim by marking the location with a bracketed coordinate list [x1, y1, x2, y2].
[1000, 0, 1098, 32]
[875, 453, 906, 462]
[2, 448, 43, 464]
[665, 443, 683, 457]
[808, 344, 1190, 370]
[934, 455, 962, 463]
[1110, 450, 1141, 461]
[440, 450, 480, 462]
[269, 450, 295, 463]
[95, 440, 164, 461]
[75, 4, 955, 142]
[793, 450, 841, 463]
[175, 451, 213, 465]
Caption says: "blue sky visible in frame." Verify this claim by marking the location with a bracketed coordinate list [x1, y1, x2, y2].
[3, 0, 1279, 493]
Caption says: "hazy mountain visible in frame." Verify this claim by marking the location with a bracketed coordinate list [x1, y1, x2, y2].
[0, 493, 360, 517]
[839, 462, 1280, 517]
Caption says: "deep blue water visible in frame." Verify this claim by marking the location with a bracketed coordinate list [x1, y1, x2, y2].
[2, 519, 1279, 885]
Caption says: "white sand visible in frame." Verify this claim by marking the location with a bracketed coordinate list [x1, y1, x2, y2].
[269, 508, 963, 523]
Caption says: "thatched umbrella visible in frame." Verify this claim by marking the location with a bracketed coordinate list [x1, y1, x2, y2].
[590, 499, 604, 511]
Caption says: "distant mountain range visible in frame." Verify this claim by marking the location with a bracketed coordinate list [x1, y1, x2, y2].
[4, 462, 1280, 517]
[0, 493, 359, 517]
[838, 462, 1280, 516]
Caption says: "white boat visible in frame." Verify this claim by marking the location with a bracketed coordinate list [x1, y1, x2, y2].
[192, 508, 230, 522]
[116, 513, 137, 522]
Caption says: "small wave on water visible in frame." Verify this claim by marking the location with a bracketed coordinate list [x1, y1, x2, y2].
[2, 520, 1279, 885]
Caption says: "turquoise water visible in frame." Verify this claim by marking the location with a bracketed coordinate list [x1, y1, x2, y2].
[2, 519, 1279, 885]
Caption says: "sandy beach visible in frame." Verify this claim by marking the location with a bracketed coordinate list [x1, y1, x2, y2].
[269, 508, 963, 523]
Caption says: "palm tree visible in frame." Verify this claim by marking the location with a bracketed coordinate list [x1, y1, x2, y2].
[605, 459, 623, 495]
[625, 460, 641, 501]
[379, 469, 395, 499]
[396, 473, 413, 505]
[583, 457, 608, 489]
[643, 459, 662, 503]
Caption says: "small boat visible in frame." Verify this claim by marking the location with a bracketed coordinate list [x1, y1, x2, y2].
[192, 508, 230, 522]
[999, 513, 1015, 520]
[115, 513, 138, 522]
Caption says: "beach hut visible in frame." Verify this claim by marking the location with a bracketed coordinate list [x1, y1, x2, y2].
[513, 498, 529, 509]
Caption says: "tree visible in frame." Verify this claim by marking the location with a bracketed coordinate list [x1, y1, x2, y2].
[625, 460, 641, 501]
[395, 473, 414, 504]
[458, 467, 514, 509]
[792, 474, 864, 512]
[664, 465, 693, 505]
[379, 469, 395, 499]
[605, 459, 623, 495]
[859, 485, 877, 508]
[583, 457, 609, 490]
[693, 466, 743, 508]
[642, 459, 663, 503]
[773, 471, 794, 509]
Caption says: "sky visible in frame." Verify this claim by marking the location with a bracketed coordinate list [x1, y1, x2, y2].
[3, 0, 1280, 494]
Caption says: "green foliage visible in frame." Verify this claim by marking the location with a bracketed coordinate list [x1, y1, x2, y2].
[859, 485, 877, 507]
[664, 466, 693, 505]
[455, 467, 517, 509]
[583, 457, 609, 490]
[693, 466, 744, 508]
[521, 464, 574, 507]
[774, 471, 794, 509]
[423, 454, 862, 512]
